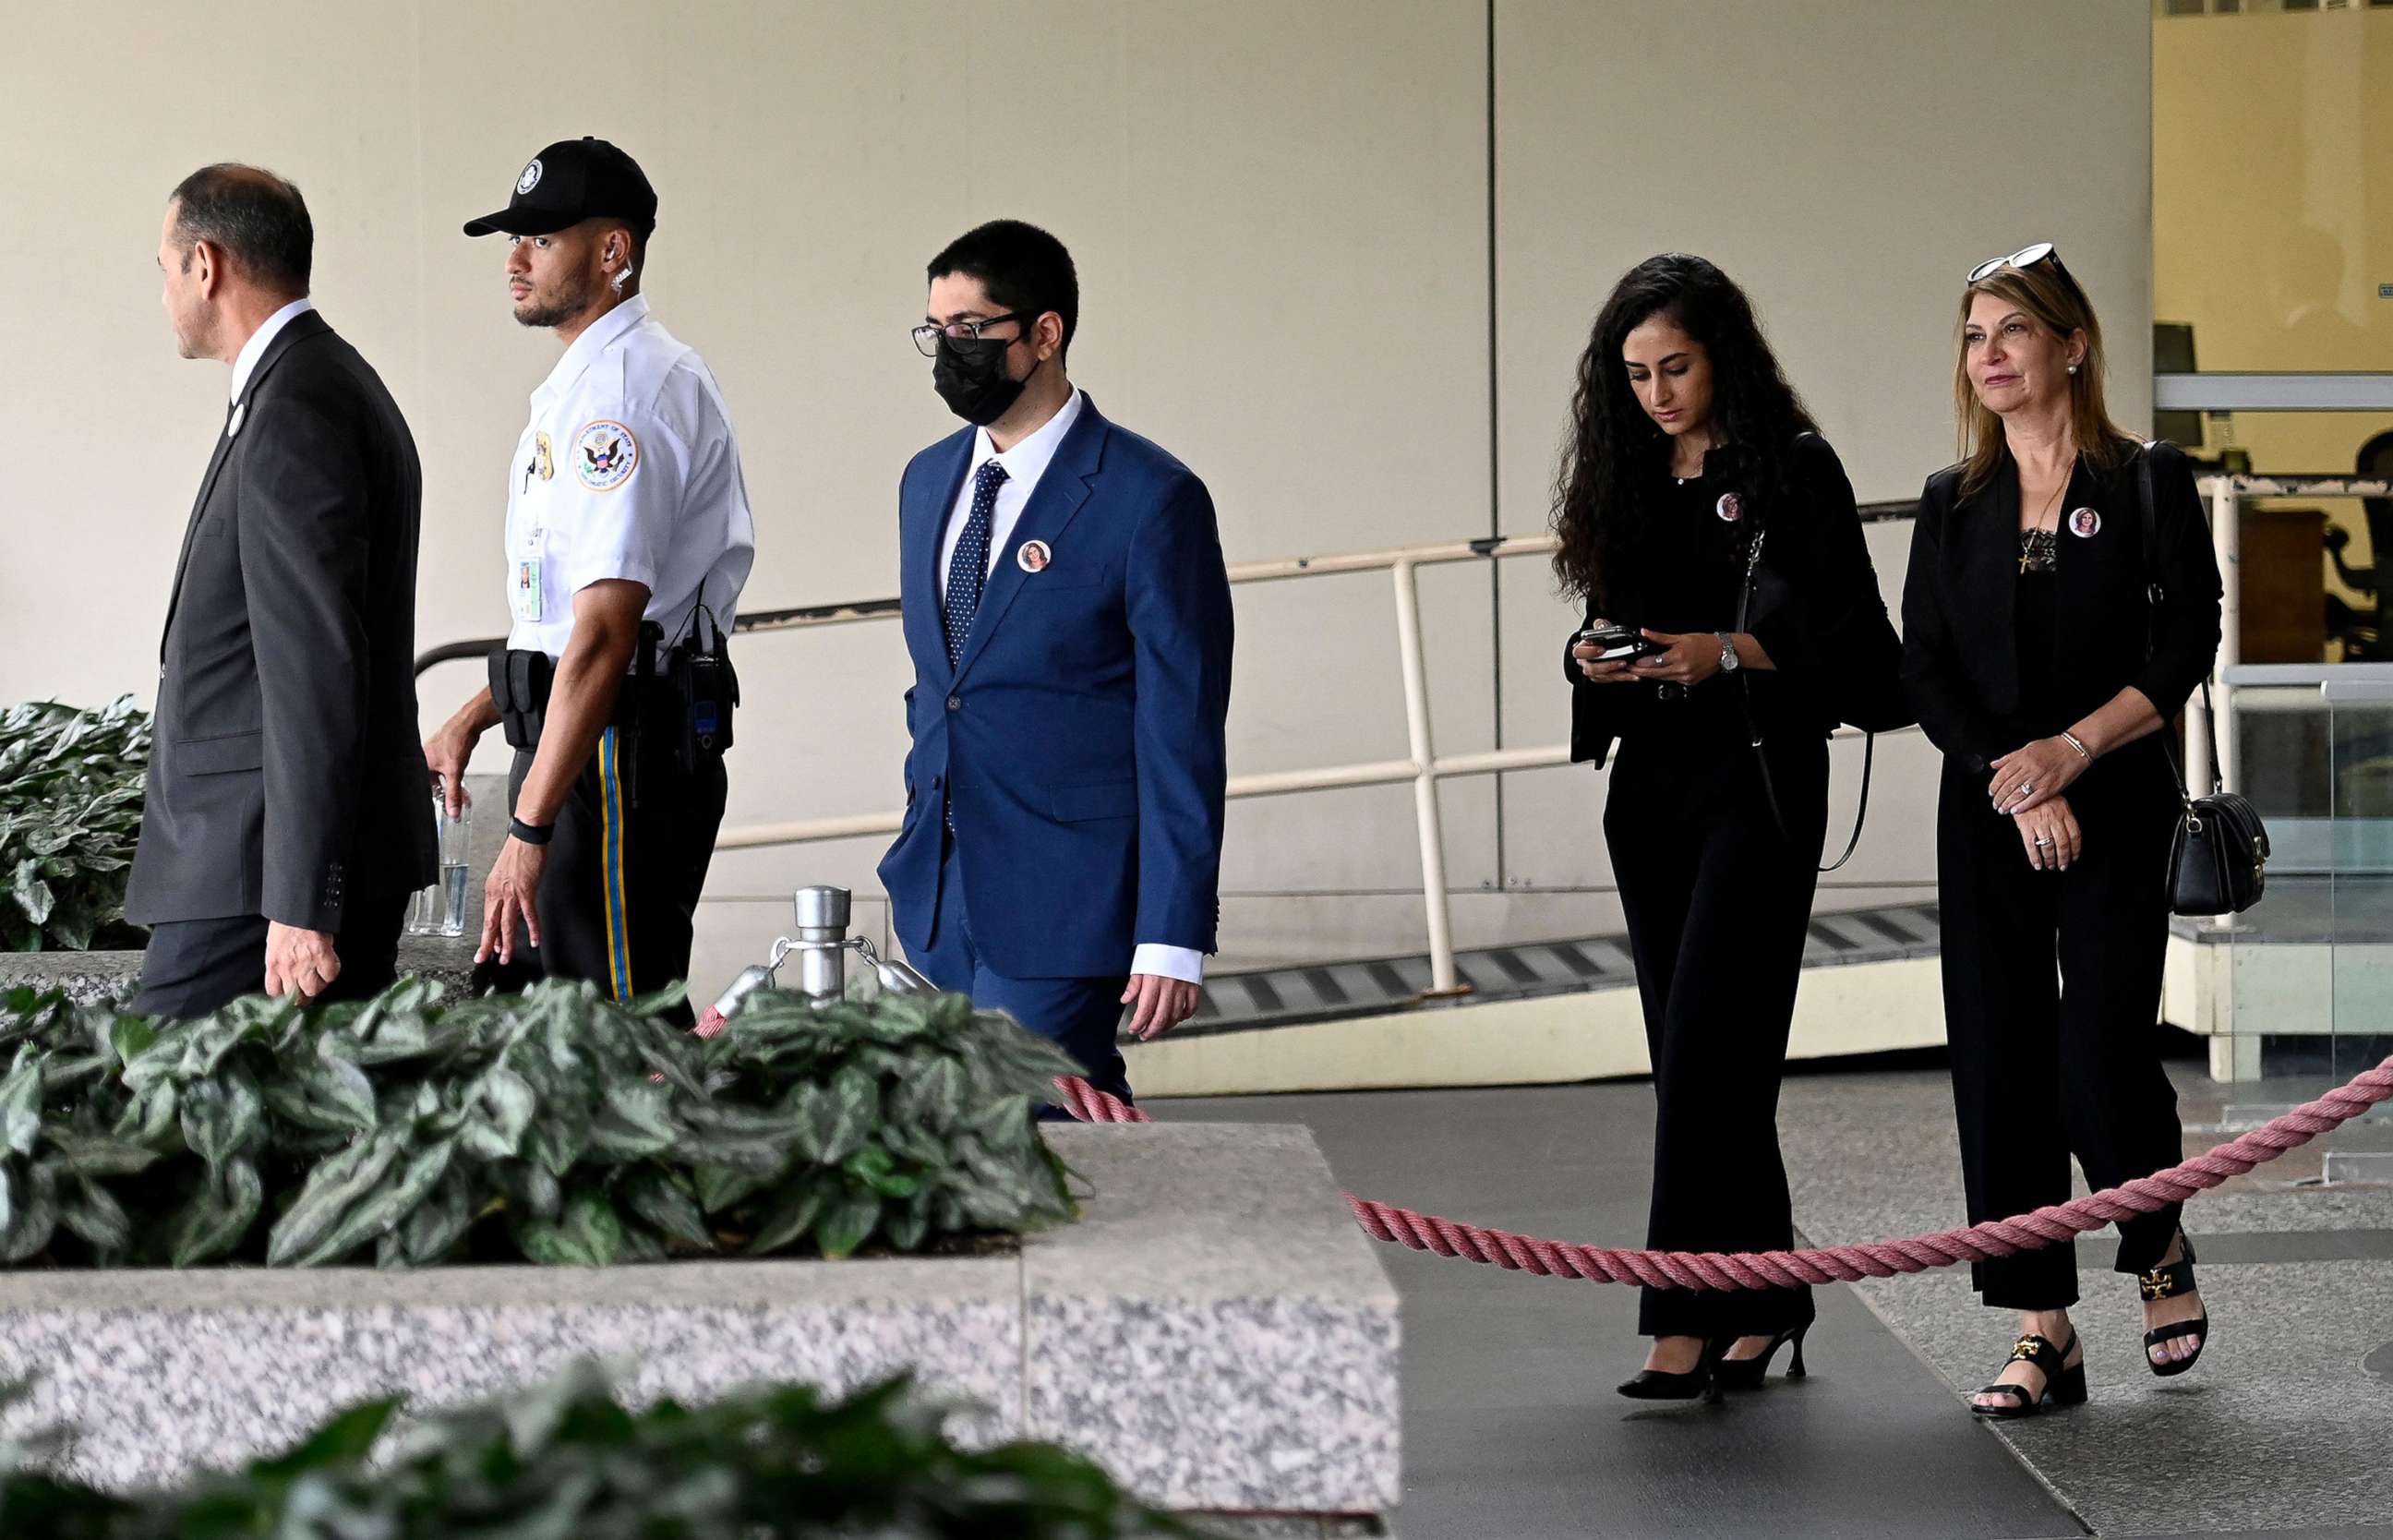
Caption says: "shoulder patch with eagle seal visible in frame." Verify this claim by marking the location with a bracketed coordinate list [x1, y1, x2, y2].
[574, 420, 639, 491]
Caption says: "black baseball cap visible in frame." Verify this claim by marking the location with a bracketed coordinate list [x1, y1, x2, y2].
[463, 137, 656, 238]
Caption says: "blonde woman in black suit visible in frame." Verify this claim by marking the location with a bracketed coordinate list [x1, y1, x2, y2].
[1901, 244, 2222, 1419]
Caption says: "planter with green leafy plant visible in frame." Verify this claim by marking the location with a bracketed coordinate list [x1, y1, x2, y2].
[0, 974, 1081, 1269]
[0, 1362, 1203, 1538]
[0, 698, 150, 954]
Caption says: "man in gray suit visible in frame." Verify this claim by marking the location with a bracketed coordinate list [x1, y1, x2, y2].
[126, 164, 437, 1017]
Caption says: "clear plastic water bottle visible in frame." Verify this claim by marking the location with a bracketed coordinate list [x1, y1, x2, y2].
[408, 788, 472, 937]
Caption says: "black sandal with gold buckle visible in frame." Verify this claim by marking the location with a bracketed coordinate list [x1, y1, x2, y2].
[2139, 1233, 2209, 1378]
[1971, 1329, 2086, 1419]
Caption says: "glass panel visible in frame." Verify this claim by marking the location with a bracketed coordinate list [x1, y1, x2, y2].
[2225, 688, 2333, 1082]
[2153, 6, 2393, 373]
[2328, 694, 2393, 1082]
[2193, 423, 2393, 669]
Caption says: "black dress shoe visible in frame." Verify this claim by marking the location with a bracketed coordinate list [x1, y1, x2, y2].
[1617, 1340, 1725, 1404]
[1714, 1323, 1810, 1391]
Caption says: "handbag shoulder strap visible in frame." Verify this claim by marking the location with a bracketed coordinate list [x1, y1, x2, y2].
[2137, 441, 2220, 800]
[1736, 525, 1871, 872]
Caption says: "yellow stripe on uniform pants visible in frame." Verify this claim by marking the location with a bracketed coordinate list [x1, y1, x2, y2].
[598, 726, 633, 1002]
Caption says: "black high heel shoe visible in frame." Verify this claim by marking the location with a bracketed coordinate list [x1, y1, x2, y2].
[1617, 1338, 1726, 1404]
[2140, 1232, 2209, 1378]
[1970, 1329, 2086, 1419]
[1713, 1323, 1810, 1391]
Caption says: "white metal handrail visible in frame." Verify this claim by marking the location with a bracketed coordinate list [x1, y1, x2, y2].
[712, 529, 1911, 998]
[716, 531, 1566, 994]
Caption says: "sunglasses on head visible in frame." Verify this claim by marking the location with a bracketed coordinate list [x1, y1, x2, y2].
[1967, 242, 2060, 283]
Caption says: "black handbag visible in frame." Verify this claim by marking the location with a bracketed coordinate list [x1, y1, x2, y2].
[2137, 447, 2268, 916]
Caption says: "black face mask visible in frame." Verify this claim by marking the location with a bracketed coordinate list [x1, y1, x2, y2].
[932, 333, 1030, 427]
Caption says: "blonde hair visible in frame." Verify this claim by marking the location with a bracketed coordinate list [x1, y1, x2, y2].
[1953, 259, 2131, 499]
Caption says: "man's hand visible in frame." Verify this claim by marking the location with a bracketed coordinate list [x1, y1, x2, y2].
[478, 837, 547, 965]
[425, 712, 487, 819]
[265, 921, 342, 1002]
[1121, 974, 1200, 1041]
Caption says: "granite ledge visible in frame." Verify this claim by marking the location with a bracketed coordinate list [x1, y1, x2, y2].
[0, 1122, 1401, 1520]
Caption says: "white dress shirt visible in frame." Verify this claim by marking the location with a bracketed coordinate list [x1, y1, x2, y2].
[936, 388, 1203, 989]
[228, 296, 316, 403]
[937, 387, 1086, 599]
[501, 295, 756, 660]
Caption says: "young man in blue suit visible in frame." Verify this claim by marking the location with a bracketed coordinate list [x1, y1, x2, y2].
[877, 221, 1233, 1105]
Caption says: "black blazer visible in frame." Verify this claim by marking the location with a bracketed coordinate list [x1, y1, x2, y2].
[1564, 434, 1880, 767]
[126, 312, 439, 931]
[1899, 439, 2222, 778]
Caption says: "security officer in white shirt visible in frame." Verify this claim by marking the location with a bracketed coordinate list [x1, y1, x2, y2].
[424, 138, 754, 1023]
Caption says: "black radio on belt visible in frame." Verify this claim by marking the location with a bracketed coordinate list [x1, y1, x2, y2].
[487, 647, 554, 750]
[667, 606, 740, 768]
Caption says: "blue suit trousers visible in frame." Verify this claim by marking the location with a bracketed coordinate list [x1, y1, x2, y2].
[909, 835, 1133, 1113]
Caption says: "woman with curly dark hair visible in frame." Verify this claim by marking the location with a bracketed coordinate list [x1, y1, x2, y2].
[1556, 253, 1896, 1401]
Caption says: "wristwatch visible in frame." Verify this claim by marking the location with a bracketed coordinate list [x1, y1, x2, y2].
[1715, 632, 1740, 674]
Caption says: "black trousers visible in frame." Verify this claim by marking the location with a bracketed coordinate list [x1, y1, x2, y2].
[1605, 704, 1826, 1340]
[1937, 738, 2183, 1308]
[495, 727, 727, 1029]
[130, 890, 410, 1020]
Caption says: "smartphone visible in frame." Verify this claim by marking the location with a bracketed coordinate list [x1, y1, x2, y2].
[1575, 624, 1664, 664]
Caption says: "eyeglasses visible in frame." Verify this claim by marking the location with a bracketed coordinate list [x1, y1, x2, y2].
[910, 310, 1032, 358]
[1967, 242, 2060, 283]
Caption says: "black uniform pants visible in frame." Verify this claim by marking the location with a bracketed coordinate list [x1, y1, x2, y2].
[1937, 739, 2183, 1309]
[1605, 709, 1826, 1341]
[497, 726, 727, 1029]
[131, 891, 410, 1020]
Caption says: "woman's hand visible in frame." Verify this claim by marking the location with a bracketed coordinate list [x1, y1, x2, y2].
[2013, 795, 2082, 872]
[1571, 620, 1639, 684]
[1989, 736, 2087, 815]
[1629, 629, 1725, 687]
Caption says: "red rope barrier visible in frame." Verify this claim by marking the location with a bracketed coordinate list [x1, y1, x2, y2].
[1050, 1055, 2393, 1289]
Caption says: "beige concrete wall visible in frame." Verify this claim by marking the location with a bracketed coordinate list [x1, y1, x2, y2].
[0, 1, 2154, 1002]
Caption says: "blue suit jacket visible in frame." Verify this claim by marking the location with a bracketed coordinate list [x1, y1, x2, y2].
[875, 396, 1234, 979]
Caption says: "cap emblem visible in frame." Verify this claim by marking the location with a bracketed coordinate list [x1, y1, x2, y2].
[516, 159, 544, 195]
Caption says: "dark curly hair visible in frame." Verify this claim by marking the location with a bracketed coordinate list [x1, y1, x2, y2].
[1550, 253, 1818, 608]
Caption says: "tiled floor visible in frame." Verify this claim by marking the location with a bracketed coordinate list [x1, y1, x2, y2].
[1160, 1054, 2393, 1539]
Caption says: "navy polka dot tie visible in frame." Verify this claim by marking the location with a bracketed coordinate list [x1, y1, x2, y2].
[943, 459, 1008, 669]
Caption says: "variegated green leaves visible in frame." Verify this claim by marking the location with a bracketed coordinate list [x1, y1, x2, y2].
[0, 1366, 1196, 1538]
[0, 697, 150, 953]
[0, 974, 1080, 1269]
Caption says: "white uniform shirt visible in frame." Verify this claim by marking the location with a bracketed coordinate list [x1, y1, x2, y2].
[502, 295, 755, 658]
[935, 386, 1202, 988]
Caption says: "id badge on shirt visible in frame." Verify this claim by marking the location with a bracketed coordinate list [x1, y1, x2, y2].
[511, 523, 546, 623]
